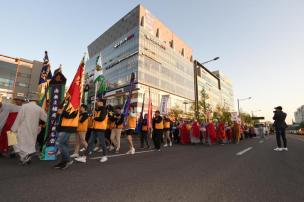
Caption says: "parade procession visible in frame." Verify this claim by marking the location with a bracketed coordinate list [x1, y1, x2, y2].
[0, 51, 249, 170]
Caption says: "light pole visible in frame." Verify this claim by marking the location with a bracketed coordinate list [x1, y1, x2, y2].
[194, 57, 220, 120]
[202, 57, 220, 65]
[237, 97, 252, 116]
[183, 101, 188, 113]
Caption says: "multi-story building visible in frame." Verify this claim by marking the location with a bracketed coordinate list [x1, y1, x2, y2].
[294, 105, 304, 124]
[86, 4, 194, 112]
[0, 54, 42, 103]
[212, 70, 234, 110]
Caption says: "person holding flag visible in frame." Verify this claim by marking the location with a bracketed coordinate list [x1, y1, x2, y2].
[152, 110, 163, 151]
[75, 98, 108, 163]
[54, 58, 84, 169]
[125, 105, 137, 155]
[140, 114, 150, 149]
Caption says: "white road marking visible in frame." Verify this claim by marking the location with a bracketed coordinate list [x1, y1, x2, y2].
[90, 149, 156, 160]
[236, 147, 253, 156]
[259, 140, 264, 143]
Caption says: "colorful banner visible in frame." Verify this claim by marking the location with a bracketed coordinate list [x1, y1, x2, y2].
[160, 95, 169, 115]
[40, 69, 66, 160]
[136, 93, 145, 133]
[123, 72, 136, 127]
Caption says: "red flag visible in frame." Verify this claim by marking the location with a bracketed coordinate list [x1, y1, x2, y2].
[147, 88, 152, 129]
[67, 58, 84, 110]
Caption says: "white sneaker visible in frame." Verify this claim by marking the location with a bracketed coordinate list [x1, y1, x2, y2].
[100, 156, 108, 163]
[70, 153, 79, 158]
[169, 142, 172, 147]
[163, 144, 168, 147]
[109, 146, 115, 151]
[75, 156, 87, 163]
[131, 148, 135, 155]
[93, 147, 99, 152]
[98, 149, 103, 153]
[80, 148, 85, 152]
[274, 147, 283, 152]
[282, 148, 288, 151]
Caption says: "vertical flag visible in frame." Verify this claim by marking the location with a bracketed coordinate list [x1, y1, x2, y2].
[38, 51, 52, 108]
[66, 57, 85, 111]
[136, 93, 145, 133]
[147, 88, 152, 129]
[159, 95, 170, 115]
[123, 72, 136, 127]
[40, 67, 66, 160]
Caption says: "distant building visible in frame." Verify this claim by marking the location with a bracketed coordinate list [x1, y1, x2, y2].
[212, 70, 234, 110]
[294, 105, 304, 124]
[0, 54, 43, 102]
[86, 4, 194, 112]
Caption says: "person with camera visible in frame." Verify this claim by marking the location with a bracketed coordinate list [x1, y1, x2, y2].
[273, 106, 288, 152]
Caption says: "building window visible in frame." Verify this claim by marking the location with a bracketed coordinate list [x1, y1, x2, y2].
[181, 48, 184, 56]
[16, 82, 28, 88]
[190, 55, 193, 62]
[170, 40, 174, 49]
[141, 16, 144, 26]
[156, 28, 160, 38]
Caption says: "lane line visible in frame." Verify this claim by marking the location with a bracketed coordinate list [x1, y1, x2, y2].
[236, 147, 253, 156]
[90, 149, 156, 160]
[259, 140, 264, 143]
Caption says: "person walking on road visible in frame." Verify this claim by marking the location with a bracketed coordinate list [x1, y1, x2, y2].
[273, 106, 288, 152]
[152, 110, 163, 151]
[11, 95, 47, 165]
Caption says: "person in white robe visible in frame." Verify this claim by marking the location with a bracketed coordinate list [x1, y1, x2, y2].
[11, 95, 47, 164]
[0, 97, 24, 134]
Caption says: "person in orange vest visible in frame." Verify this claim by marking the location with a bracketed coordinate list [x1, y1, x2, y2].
[106, 105, 115, 151]
[54, 103, 78, 169]
[163, 115, 172, 147]
[140, 113, 150, 149]
[75, 98, 108, 163]
[110, 106, 124, 153]
[125, 105, 137, 155]
[152, 110, 163, 151]
[70, 104, 89, 158]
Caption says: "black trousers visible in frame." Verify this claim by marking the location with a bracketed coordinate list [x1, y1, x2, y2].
[275, 127, 287, 148]
[153, 130, 163, 150]
[140, 131, 149, 148]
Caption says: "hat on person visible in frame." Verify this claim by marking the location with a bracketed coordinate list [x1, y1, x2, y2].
[28, 94, 39, 101]
[274, 106, 283, 110]
[13, 95, 26, 101]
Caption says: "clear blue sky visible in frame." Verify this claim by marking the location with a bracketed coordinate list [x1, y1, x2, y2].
[1, 0, 304, 123]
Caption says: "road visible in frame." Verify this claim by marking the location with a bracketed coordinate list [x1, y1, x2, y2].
[1, 134, 304, 202]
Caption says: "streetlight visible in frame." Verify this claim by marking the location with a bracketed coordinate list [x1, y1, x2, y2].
[237, 97, 252, 116]
[202, 57, 220, 65]
[183, 101, 188, 113]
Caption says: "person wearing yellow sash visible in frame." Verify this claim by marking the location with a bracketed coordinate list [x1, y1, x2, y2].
[75, 98, 108, 163]
[110, 106, 124, 153]
[152, 110, 163, 151]
[126, 105, 137, 155]
[70, 104, 89, 158]
[140, 114, 150, 149]
[163, 115, 172, 147]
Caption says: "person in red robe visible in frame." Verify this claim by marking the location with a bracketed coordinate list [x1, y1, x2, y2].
[0, 112, 18, 155]
[191, 120, 200, 144]
[206, 120, 216, 145]
[180, 121, 190, 144]
[216, 121, 226, 144]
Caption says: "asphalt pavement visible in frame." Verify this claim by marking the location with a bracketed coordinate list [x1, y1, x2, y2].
[1, 134, 304, 202]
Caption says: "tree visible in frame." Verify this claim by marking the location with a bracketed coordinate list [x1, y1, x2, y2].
[240, 112, 253, 125]
[170, 105, 183, 120]
[197, 88, 212, 121]
[299, 121, 304, 128]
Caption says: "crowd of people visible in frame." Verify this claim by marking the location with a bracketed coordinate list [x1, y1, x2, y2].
[0, 96, 261, 170]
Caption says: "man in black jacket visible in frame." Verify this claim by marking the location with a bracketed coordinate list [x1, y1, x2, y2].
[152, 110, 163, 151]
[273, 106, 288, 151]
